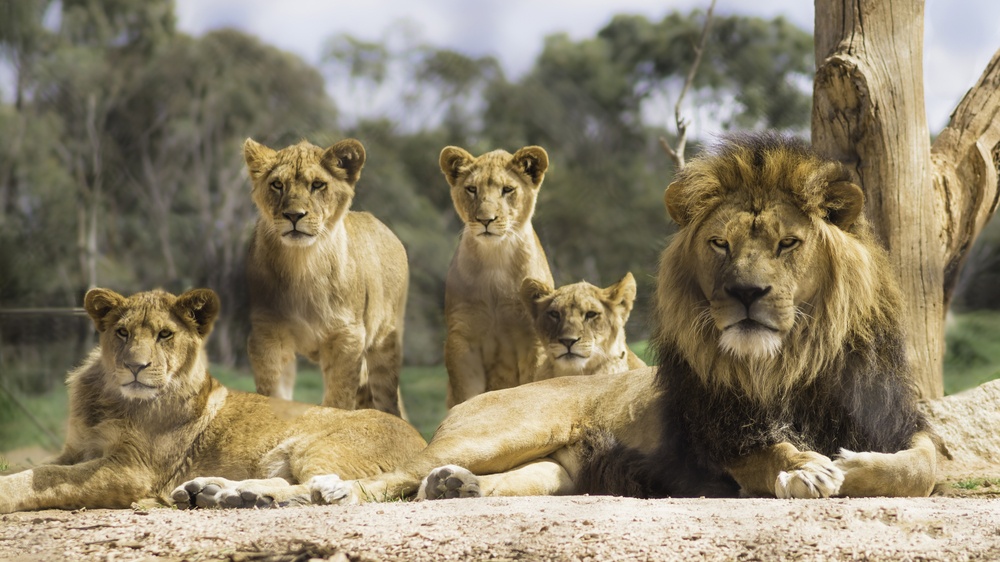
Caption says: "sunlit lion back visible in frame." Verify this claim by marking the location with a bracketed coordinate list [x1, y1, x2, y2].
[520, 273, 646, 380]
[654, 132, 901, 403]
[83, 288, 218, 403]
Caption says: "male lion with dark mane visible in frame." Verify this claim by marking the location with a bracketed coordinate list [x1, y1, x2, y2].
[0, 288, 425, 513]
[218, 132, 939, 506]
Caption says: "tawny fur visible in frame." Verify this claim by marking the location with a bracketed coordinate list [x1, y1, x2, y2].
[0, 289, 425, 514]
[441, 145, 553, 407]
[520, 273, 646, 381]
[244, 138, 408, 415]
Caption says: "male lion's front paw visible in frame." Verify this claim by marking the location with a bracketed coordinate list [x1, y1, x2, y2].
[774, 454, 844, 499]
[417, 465, 481, 500]
[171, 477, 296, 509]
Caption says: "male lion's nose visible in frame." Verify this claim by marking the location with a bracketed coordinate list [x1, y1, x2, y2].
[283, 211, 307, 225]
[726, 285, 772, 308]
[125, 361, 151, 376]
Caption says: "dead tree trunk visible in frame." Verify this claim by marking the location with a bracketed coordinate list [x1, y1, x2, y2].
[812, 0, 1000, 399]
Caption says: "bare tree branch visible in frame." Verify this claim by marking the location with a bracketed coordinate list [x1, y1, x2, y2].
[660, 0, 717, 169]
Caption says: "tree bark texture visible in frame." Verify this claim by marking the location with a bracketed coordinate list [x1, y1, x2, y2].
[812, 0, 1000, 399]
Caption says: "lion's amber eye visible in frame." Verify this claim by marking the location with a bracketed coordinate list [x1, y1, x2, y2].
[585, 311, 599, 320]
[547, 310, 561, 320]
[311, 181, 327, 192]
[709, 238, 729, 251]
[465, 185, 477, 195]
[501, 186, 514, 195]
[270, 180, 284, 192]
[158, 329, 173, 341]
[778, 237, 800, 252]
[116, 328, 129, 340]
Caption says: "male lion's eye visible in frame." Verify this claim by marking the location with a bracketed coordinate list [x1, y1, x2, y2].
[778, 237, 800, 252]
[585, 311, 599, 320]
[116, 328, 129, 340]
[158, 329, 173, 341]
[270, 180, 284, 192]
[709, 238, 729, 251]
[465, 185, 477, 195]
[311, 181, 327, 192]
[547, 310, 560, 320]
[501, 186, 514, 195]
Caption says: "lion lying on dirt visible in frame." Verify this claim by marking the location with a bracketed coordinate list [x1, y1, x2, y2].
[293, 132, 937, 504]
[0, 288, 425, 514]
[244, 138, 408, 415]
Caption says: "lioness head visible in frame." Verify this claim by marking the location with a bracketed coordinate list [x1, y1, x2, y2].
[521, 273, 636, 370]
[440, 146, 548, 242]
[659, 133, 874, 367]
[244, 138, 366, 247]
[84, 288, 219, 401]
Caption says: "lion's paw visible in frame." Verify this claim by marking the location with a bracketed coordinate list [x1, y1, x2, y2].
[171, 477, 297, 509]
[308, 474, 359, 505]
[417, 465, 481, 500]
[774, 457, 844, 499]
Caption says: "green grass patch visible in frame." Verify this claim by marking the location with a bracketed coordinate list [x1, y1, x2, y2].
[953, 477, 1000, 490]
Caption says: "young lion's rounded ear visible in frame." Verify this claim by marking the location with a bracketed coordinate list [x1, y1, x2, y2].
[243, 138, 276, 180]
[519, 277, 554, 317]
[323, 139, 367, 184]
[174, 289, 221, 338]
[664, 181, 689, 227]
[511, 146, 549, 187]
[83, 288, 125, 332]
[823, 181, 865, 230]
[604, 272, 637, 314]
[439, 146, 475, 185]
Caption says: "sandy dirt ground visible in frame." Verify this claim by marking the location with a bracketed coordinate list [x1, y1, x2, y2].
[2, 492, 1000, 562]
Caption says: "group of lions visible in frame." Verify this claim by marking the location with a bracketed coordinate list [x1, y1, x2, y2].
[0, 132, 940, 514]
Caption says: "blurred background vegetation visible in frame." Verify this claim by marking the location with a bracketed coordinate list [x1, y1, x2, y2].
[1, 0, 997, 457]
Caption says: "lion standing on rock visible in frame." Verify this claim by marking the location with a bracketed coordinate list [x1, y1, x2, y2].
[440, 145, 553, 407]
[244, 138, 408, 415]
[0, 288, 425, 514]
[302, 132, 938, 504]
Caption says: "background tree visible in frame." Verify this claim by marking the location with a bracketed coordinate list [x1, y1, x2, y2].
[812, 0, 1000, 398]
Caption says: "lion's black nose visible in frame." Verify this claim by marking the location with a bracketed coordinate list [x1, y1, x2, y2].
[726, 285, 772, 308]
[125, 361, 150, 376]
[283, 211, 307, 225]
[559, 337, 579, 350]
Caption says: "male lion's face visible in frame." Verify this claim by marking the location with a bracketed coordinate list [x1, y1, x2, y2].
[522, 273, 636, 368]
[84, 288, 219, 401]
[693, 199, 826, 360]
[244, 139, 365, 247]
[440, 146, 548, 243]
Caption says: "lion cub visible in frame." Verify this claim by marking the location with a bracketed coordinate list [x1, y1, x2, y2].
[440, 145, 553, 407]
[520, 273, 647, 380]
[244, 138, 408, 415]
[0, 288, 425, 514]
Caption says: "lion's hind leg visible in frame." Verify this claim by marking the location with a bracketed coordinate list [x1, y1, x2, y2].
[171, 476, 310, 509]
[834, 431, 938, 497]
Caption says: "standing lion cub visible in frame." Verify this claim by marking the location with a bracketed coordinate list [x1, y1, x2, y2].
[440, 145, 553, 407]
[244, 138, 408, 416]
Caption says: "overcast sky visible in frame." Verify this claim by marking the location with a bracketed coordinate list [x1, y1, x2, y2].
[174, 0, 1000, 133]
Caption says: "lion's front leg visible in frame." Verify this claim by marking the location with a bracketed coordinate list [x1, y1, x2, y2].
[248, 323, 297, 400]
[361, 327, 404, 416]
[171, 476, 310, 509]
[0, 460, 155, 514]
[727, 442, 844, 499]
[319, 325, 366, 409]
[444, 332, 486, 408]
[834, 431, 938, 497]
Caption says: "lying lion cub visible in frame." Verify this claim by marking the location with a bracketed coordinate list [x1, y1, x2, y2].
[244, 138, 408, 415]
[295, 133, 938, 504]
[0, 288, 425, 514]
[520, 273, 646, 381]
